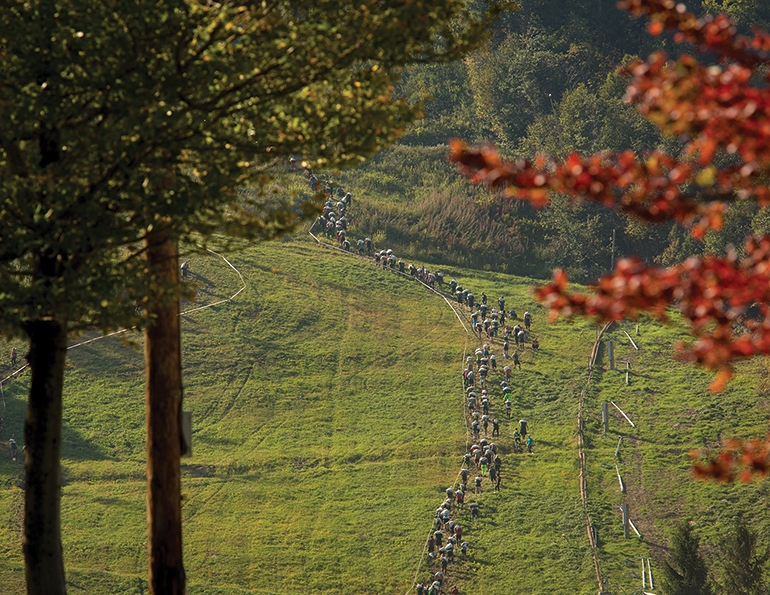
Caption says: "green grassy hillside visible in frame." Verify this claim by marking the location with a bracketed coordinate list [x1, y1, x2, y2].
[1, 236, 769, 595]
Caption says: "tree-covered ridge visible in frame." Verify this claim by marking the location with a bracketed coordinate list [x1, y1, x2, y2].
[340, 0, 770, 283]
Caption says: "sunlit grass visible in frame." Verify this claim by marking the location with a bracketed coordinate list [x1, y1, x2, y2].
[1, 236, 768, 594]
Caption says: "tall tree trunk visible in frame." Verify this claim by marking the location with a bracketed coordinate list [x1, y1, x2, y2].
[144, 229, 186, 595]
[23, 318, 68, 595]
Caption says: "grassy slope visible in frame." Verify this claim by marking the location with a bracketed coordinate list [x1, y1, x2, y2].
[1, 236, 768, 594]
[586, 321, 770, 592]
[0, 239, 466, 595]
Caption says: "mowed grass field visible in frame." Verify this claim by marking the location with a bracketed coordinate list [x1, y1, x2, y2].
[1, 235, 769, 595]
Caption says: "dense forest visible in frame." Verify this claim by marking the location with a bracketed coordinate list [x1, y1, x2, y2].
[330, 0, 770, 282]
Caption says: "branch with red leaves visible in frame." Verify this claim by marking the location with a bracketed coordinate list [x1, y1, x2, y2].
[535, 235, 770, 391]
[624, 53, 770, 170]
[449, 143, 733, 238]
[450, 0, 770, 480]
[620, 0, 770, 66]
[691, 437, 770, 482]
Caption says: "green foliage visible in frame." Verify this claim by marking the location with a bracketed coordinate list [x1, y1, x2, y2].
[703, 201, 760, 257]
[518, 74, 665, 159]
[466, 28, 601, 150]
[398, 62, 486, 145]
[661, 523, 713, 595]
[717, 518, 770, 595]
[702, 0, 770, 29]
[0, 0, 506, 336]
[394, 0, 662, 150]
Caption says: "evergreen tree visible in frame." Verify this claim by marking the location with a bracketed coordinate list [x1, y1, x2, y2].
[718, 518, 770, 595]
[661, 523, 713, 595]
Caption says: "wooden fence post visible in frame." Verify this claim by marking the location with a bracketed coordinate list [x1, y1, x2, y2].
[602, 401, 609, 435]
[621, 504, 629, 539]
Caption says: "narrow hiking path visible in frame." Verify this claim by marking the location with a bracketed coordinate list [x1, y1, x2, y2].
[0, 211, 656, 595]
[309, 228, 630, 595]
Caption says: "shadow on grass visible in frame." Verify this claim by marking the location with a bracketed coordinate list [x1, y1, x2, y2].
[91, 496, 134, 509]
[182, 464, 217, 477]
[642, 538, 670, 552]
[187, 271, 214, 286]
[62, 424, 111, 461]
[195, 434, 241, 447]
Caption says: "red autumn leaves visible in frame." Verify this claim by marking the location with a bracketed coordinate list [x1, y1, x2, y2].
[691, 438, 770, 483]
[536, 236, 770, 389]
[450, 0, 770, 479]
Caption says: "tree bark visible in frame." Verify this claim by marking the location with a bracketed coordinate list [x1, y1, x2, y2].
[144, 230, 186, 595]
[23, 318, 68, 595]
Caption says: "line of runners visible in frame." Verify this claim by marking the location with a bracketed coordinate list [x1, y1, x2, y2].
[416, 321, 536, 595]
[306, 170, 542, 595]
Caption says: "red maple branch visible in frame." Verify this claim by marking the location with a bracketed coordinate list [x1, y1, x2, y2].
[620, 0, 770, 66]
[535, 235, 770, 390]
[691, 437, 770, 482]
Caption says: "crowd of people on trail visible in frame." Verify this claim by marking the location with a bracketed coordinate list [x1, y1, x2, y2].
[308, 171, 363, 253]
[413, 336, 538, 595]
[448, 284, 540, 354]
[305, 167, 546, 595]
[307, 170, 448, 289]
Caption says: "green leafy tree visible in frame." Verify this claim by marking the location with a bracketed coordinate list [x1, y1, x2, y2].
[702, 0, 770, 29]
[717, 518, 770, 595]
[398, 62, 486, 145]
[0, 1, 504, 594]
[466, 27, 601, 149]
[661, 523, 713, 595]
